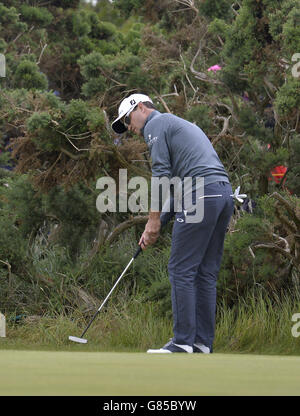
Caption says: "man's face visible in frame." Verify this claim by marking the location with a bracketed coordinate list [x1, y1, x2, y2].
[126, 103, 147, 136]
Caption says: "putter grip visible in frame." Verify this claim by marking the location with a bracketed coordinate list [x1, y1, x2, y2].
[133, 245, 142, 259]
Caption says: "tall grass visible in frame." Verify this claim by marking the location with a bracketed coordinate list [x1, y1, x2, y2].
[1, 288, 300, 354]
[215, 288, 300, 355]
[1, 294, 173, 352]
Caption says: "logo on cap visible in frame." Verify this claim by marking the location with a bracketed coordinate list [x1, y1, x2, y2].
[130, 99, 136, 105]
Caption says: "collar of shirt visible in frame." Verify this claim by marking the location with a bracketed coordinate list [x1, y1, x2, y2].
[141, 110, 161, 137]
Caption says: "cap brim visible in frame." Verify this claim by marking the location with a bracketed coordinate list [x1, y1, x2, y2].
[111, 118, 127, 134]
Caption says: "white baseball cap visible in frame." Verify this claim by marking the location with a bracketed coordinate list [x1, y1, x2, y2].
[111, 93, 153, 134]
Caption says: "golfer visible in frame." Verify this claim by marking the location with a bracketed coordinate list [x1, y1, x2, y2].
[112, 93, 234, 353]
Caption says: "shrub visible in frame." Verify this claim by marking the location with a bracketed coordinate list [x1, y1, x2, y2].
[14, 61, 48, 91]
[20, 5, 54, 27]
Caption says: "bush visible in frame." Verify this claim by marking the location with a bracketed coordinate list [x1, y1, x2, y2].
[217, 196, 300, 305]
[0, 214, 28, 271]
[184, 105, 214, 133]
[199, 0, 232, 20]
[275, 76, 300, 117]
[27, 112, 52, 132]
[20, 5, 54, 27]
[14, 61, 48, 91]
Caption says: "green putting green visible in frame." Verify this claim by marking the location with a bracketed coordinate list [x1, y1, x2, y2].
[0, 350, 300, 396]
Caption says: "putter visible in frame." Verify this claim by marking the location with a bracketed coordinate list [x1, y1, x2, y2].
[69, 245, 143, 344]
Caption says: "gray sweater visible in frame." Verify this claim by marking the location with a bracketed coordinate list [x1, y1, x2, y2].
[142, 111, 229, 185]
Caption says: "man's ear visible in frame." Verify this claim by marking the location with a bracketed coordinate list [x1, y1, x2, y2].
[138, 102, 146, 113]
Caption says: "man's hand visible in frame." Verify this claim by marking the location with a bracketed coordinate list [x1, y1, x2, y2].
[139, 211, 161, 250]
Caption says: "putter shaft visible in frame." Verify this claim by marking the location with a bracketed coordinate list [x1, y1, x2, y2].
[80, 256, 135, 338]
[70, 245, 143, 342]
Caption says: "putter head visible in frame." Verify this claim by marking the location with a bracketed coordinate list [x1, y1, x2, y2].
[69, 336, 88, 344]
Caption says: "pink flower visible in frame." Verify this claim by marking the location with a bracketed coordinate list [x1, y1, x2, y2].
[207, 65, 222, 72]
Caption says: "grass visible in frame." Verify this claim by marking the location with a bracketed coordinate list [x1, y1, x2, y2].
[1, 351, 300, 395]
[1, 288, 300, 355]
[0, 298, 173, 352]
[1, 289, 300, 396]
[215, 289, 300, 355]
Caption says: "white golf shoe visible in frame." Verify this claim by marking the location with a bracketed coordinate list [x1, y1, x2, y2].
[147, 339, 193, 353]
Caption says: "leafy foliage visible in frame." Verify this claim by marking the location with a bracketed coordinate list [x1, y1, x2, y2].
[19, 5, 54, 27]
[0, 0, 299, 318]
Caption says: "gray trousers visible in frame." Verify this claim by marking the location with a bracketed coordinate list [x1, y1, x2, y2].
[168, 181, 234, 350]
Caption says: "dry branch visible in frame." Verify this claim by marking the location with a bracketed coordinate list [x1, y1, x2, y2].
[105, 215, 149, 246]
[252, 243, 295, 262]
[212, 115, 232, 145]
[174, 0, 199, 15]
[271, 192, 300, 229]
[190, 42, 222, 85]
